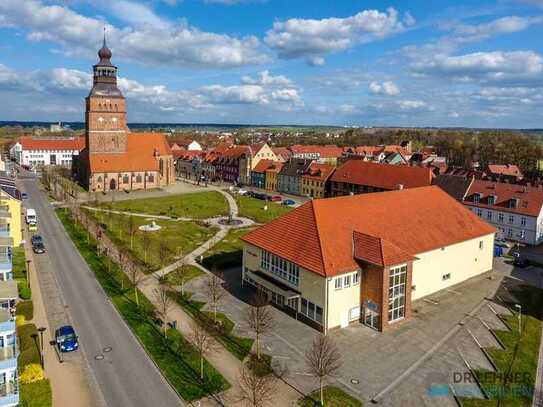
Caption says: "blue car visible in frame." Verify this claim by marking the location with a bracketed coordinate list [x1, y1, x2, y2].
[282, 199, 295, 206]
[21, 192, 28, 200]
[55, 325, 79, 352]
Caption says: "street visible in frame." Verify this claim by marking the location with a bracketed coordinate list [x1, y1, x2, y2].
[21, 174, 182, 407]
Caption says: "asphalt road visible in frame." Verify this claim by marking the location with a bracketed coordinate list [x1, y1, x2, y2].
[21, 175, 182, 407]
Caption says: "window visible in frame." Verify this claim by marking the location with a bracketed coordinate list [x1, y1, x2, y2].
[473, 194, 480, 203]
[508, 215, 514, 224]
[148, 173, 155, 182]
[486, 211, 492, 221]
[498, 213, 504, 223]
[442, 273, 451, 281]
[520, 230, 526, 240]
[507, 228, 513, 238]
[261, 250, 300, 286]
[136, 174, 142, 183]
[300, 298, 323, 324]
[521, 217, 527, 226]
[123, 175, 129, 184]
[477, 209, 482, 217]
[353, 272, 360, 285]
[388, 265, 406, 322]
[487, 196, 495, 205]
[335, 278, 342, 290]
[479, 241, 484, 250]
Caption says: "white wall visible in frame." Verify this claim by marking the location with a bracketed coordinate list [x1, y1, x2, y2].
[411, 233, 495, 300]
[22, 149, 80, 167]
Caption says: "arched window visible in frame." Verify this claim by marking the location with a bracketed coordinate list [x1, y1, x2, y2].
[97, 176, 102, 182]
[148, 173, 155, 182]
[123, 175, 129, 184]
[136, 174, 142, 183]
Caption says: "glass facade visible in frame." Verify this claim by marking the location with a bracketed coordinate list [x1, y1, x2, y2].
[388, 265, 407, 322]
[261, 250, 300, 286]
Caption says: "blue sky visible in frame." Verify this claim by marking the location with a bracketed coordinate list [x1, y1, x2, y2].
[0, 0, 542, 127]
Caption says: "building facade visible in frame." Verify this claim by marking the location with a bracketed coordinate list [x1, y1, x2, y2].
[300, 162, 335, 198]
[242, 187, 495, 332]
[277, 158, 312, 195]
[463, 180, 543, 245]
[265, 162, 284, 192]
[76, 37, 174, 192]
[14, 137, 85, 168]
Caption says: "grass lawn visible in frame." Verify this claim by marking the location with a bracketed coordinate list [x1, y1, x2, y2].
[299, 386, 363, 407]
[56, 209, 229, 401]
[88, 210, 217, 272]
[462, 283, 543, 406]
[203, 227, 254, 270]
[169, 290, 254, 361]
[12, 246, 31, 300]
[165, 265, 204, 286]
[20, 379, 52, 407]
[233, 194, 292, 223]
[95, 191, 228, 219]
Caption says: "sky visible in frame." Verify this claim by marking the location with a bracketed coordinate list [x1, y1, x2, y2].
[0, 0, 542, 128]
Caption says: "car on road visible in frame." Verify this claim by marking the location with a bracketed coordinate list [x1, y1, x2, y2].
[512, 251, 530, 268]
[55, 325, 79, 352]
[253, 192, 268, 200]
[32, 241, 46, 254]
[270, 195, 282, 202]
[31, 235, 43, 245]
[282, 199, 295, 206]
[21, 192, 28, 200]
[238, 189, 249, 195]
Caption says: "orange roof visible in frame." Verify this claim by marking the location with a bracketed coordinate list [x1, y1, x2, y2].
[331, 160, 433, 190]
[223, 146, 248, 159]
[20, 136, 85, 151]
[265, 162, 285, 174]
[465, 179, 543, 217]
[353, 231, 417, 267]
[242, 186, 496, 276]
[273, 147, 291, 161]
[488, 164, 523, 178]
[302, 162, 336, 182]
[290, 145, 343, 158]
[252, 159, 276, 173]
[90, 132, 171, 173]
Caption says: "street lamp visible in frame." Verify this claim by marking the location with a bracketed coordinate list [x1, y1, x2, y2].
[514, 304, 522, 334]
[37, 327, 46, 368]
[25, 260, 31, 283]
[30, 333, 43, 368]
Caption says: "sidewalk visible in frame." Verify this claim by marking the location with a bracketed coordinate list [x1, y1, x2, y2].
[24, 230, 98, 407]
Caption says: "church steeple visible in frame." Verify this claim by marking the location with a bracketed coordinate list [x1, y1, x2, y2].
[89, 30, 122, 97]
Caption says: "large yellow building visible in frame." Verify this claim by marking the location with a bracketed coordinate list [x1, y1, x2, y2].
[0, 178, 22, 248]
[242, 186, 495, 332]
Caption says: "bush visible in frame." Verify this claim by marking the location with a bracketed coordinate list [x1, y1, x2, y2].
[20, 379, 52, 407]
[19, 284, 32, 300]
[16, 301, 34, 320]
[16, 315, 26, 326]
[18, 348, 41, 370]
[20, 364, 44, 384]
[18, 323, 41, 369]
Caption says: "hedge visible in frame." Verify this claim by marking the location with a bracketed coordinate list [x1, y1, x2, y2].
[17, 323, 40, 369]
[16, 300, 34, 320]
[20, 379, 52, 407]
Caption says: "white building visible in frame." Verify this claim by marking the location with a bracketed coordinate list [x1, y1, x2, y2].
[463, 179, 543, 245]
[16, 136, 85, 168]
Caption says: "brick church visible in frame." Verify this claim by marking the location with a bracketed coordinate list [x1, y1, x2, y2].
[76, 36, 175, 192]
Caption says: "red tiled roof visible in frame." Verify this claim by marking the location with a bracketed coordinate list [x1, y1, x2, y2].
[488, 164, 523, 178]
[90, 132, 171, 173]
[264, 162, 285, 174]
[302, 162, 336, 182]
[242, 186, 496, 276]
[290, 145, 343, 158]
[252, 159, 276, 173]
[353, 231, 417, 267]
[331, 160, 433, 190]
[465, 179, 543, 217]
[20, 136, 85, 151]
[223, 146, 248, 159]
[272, 147, 291, 161]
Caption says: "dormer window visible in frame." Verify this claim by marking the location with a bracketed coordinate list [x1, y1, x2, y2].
[473, 193, 482, 203]
[487, 195, 496, 205]
[508, 198, 519, 209]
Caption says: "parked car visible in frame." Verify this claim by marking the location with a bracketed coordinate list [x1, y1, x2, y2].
[512, 251, 530, 268]
[31, 235, 43, 245]
[21, 192, 28, 200]
[282, 199, 295, 206]
[55, 325, 79, 352]
[253, 192, 267, 200]
[270, 195, 282, 202]
[32, 242, 46, 254]
[238, 189, 248, 196]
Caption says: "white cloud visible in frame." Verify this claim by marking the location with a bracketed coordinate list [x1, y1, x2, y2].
[369, 80, 400, 95]
[0, 0, 268, 68]
[451, 16, 543, 40]
[398, 100, 427, 110]
[448, 111, 460, 118]
[199, 84, 269, 104]
[241, 70, 292, 86]
[265, 8, 412, 64]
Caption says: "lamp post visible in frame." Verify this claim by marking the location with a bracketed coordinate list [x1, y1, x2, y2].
[514, 304, 522, 335]
[37, 327, 46, 368]
[30, 333, 43, 368]
[25, 260, 31, 284]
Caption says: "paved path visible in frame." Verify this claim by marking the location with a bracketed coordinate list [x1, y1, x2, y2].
[22, 176, 183, 407]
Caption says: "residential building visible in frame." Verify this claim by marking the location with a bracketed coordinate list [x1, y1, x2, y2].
[173, 150, 202, 180]
[241, 186, 495, 332]
[0, 309, 18, 406]
[14, 136, 85, 168]
[330, 160, 433, 197]
[432, 174, 473, 202]
[215, 146, 248, 183]
[277, 158, 312, 195]
[290, 145, 343, 165]
[0, 178, 22, 247]
[76, 36, 175, 191]
[301, 162, 335, 198]
[251, 159, 275, 189]
[239, 144, 278, 185]
[264, 162, 284, 192]
[487, 164, 523, 183]
[272, 147, 291, 163]
[463, 180, 543, 245]
[343, 145, 411, 162]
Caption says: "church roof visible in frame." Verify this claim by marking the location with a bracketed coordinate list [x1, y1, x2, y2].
[89, 132, 172, 173]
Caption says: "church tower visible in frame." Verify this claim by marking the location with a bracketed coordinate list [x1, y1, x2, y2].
[85, 33, 128, 153]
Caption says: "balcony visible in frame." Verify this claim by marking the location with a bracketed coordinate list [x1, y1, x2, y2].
[0, 208, 10, 220]
[0, 381, 19, 407]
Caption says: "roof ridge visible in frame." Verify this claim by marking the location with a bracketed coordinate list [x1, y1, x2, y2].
[311, 200, 328, 277]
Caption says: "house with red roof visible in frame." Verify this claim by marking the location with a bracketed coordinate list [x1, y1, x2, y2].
[241, 186, 495, 332]
[250, 159, 277, 189]
[463, 179, 543, 245]
[300, 162, 336, 198]
[16, 135, 85, 168]
[264, 162, 285, 192]
[330, 160, 433, 197]
[290, 145, 343, 165]
[487, 164, 524, 183]
[239, 143, 279, 185]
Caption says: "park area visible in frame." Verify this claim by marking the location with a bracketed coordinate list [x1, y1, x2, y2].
[231, 193, 293, 223]
[94, 191, 229, 219]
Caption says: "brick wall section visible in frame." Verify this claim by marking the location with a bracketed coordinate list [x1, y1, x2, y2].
[85, 95, 128, 153]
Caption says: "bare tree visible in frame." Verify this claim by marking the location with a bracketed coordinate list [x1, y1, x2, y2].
[189, 322, 215, 380]
[127, 262, 144, 307]
[237, 364, 277, 407]
[141, 232, 151, 264]
[154, 286, 173, 338]
[205, 271, 226, 324]
[80, 210, 90, 243]
[305, 334, 342, 406]
[127, 216, 138, 250]
[245, 293, 274, 360]
[117, 250, 127, 290]
[173, 260, 190, 297]
[158, 240, 172, 276]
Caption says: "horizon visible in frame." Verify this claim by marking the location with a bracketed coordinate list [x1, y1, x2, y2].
[0, 1, 542, 128]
